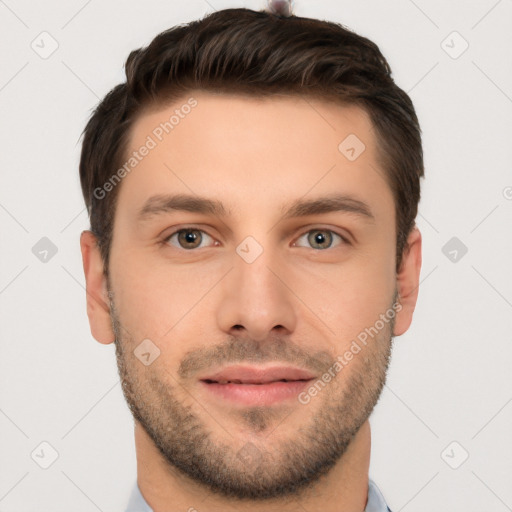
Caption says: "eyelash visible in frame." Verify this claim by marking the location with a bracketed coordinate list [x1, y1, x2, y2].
[161, 226, 350, 251]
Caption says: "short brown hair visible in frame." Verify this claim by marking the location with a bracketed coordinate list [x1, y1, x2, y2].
[79, 7, 424, 274]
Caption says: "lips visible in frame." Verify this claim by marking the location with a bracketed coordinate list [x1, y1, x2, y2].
[200, 365, 316, 385]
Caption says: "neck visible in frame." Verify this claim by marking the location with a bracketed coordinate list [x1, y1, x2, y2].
[135, 420, 371, 512]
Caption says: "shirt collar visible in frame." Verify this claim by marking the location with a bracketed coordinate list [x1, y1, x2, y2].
[125, 478, 392, 512]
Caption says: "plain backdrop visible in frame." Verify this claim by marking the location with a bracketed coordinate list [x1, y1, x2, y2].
[1, 0, 511, 511]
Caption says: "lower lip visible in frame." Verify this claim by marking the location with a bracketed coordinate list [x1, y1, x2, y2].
[200, 380, 313, 406]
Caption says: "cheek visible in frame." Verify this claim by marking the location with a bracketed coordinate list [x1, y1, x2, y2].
[109, 250, 224, 341]
[289, 248, 396, 343]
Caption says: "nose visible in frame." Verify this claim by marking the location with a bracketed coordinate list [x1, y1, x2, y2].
[216, 243, 297, 342]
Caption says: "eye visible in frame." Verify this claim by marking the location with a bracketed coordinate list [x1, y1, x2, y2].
[163, 228, 217, 250]
[293, 229, 348, 250]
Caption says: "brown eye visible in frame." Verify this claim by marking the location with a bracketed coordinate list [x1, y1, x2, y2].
[164, 228, 215, 250]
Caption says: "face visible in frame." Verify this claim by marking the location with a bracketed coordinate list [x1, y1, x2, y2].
[82, 91, 421, 500]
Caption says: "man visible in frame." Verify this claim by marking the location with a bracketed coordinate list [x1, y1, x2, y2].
[79, 3, 423, 511]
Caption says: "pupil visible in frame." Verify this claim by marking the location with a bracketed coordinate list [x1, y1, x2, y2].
[310, 230, 331, 249]
[179, 229, 200, 248]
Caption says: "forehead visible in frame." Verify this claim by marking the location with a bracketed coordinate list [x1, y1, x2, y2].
[132, 91, 377, 155]
[116, 91, 392, 222]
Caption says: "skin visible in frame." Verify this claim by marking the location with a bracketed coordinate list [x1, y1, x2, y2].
[80, 91, 422, 512]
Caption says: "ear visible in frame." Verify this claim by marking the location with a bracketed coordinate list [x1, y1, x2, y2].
[393, 226, 422, 336]
[80, 230, 115, 344]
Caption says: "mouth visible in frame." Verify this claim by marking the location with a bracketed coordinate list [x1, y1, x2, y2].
[202, 378, 311, 384]
[199, 365, 315, 405]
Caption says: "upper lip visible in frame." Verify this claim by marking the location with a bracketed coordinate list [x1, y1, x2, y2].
[200, 365, 316, 384]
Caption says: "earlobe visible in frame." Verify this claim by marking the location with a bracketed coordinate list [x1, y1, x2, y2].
[393, 226, 422, 336]
[80, 230, 116, 344]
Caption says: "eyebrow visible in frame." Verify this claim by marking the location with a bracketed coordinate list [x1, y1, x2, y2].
[281, 194, 374, 222]
[137, 194, 230, 220]
[136, 193, 375, 223]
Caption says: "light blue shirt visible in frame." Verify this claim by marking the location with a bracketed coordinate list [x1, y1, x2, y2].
[125, 478, 392, 511]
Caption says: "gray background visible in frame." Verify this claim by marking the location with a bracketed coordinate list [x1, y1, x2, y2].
[1, 0, 511, 510]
